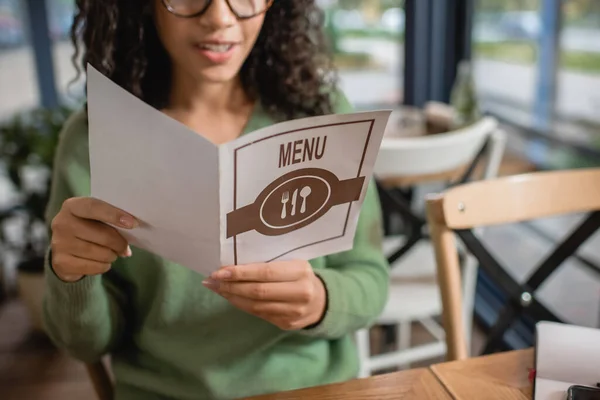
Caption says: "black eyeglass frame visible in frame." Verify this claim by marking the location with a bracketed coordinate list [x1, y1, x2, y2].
[161, 0, 274, 20]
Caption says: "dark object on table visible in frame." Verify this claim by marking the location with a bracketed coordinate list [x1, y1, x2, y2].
[568, 385, 600, 400]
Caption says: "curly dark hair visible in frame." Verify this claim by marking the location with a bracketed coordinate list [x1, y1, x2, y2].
[70, 0, 338, 120]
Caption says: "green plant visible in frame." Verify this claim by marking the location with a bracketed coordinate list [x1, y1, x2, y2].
[0, 106, 72, 273]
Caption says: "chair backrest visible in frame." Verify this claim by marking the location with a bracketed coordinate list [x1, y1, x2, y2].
[425, 168, 600, 361]
[375, 117, 501, 185]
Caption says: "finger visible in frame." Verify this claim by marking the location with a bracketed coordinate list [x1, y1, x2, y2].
[52, 253, 111, 277]
[211, 281, 313, 303]
[66, 217, 129, 256]
[222, 294, 295, 317]
[220, 294, 308, 330]
[65, 197, 138, 229]
[211, 261, 310, 282]
[66, 238, 120, 263]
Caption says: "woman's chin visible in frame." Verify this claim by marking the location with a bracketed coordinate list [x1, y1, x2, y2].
[195, 65, 242, 85]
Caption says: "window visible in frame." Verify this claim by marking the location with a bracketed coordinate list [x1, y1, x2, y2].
[48, 0, 83, 106]
[471, 0, 600, 337]
[472, 0, 541, 125]
[471, 0, 600, 169]
[556, 0, 600, 165]
[0, 0, 39, 120]
[318, 0, 404, 110]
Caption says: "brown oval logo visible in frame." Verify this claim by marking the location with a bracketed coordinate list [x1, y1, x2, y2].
[226, 167, 365, 238]
[259, 175, 331, 230]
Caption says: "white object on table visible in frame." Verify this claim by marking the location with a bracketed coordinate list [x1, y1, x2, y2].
[535, 321, 600, 400]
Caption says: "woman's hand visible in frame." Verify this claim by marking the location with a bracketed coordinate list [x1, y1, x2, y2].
[203, 261, 327, 331]
[50, 197, 138, 282]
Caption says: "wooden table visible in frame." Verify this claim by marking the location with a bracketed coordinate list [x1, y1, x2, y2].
[432, 349, 534, 400]
[1, 299, 536, 400]
[245, 368, 452, 400]
[245, 349, 534, 400]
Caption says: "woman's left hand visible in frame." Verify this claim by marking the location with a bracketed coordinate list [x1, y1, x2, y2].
[202, 261, 327, 331]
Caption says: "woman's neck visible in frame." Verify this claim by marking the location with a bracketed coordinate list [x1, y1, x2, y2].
[167, 69, 250, 115]
[163, 67, 255, 144]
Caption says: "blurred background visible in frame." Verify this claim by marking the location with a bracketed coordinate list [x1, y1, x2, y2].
[1, 0, 599, 398]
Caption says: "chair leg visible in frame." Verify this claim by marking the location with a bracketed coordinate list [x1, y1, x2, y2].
[355, 328, 371, 378]
[482, 306, 518, 355]
[427, 208, 468, 361]
[420, 317, 446, 341]
[461, 254, 478, 356]
[397, 321, 412, 369]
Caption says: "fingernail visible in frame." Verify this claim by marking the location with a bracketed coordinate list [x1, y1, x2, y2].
[212, 270, 232, 280]
[119, 215, 137, 229]
[202, 279, 220, 290]
[122, 245, 132, 258]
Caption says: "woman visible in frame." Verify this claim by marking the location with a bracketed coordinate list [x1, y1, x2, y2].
[44, 1, 390, 399]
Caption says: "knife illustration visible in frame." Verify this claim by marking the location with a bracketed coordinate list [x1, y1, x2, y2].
[290, 188, 299, 216]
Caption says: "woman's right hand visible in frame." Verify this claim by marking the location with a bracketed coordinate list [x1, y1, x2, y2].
[50, 197, 138, 282]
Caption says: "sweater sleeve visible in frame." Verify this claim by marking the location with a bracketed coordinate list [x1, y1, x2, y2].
[42, 110, 128, 363]
[300, 91, 390, 338]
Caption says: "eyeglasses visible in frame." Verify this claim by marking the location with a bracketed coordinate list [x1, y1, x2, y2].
[161, 0, 274, 20]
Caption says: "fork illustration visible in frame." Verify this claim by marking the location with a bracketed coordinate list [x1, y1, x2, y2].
[281, 191, 290, 219]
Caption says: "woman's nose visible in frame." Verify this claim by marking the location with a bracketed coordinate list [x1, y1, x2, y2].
[199, 0, 236, 29]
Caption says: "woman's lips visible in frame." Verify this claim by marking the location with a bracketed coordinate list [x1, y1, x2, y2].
[194, 42, 239, 64]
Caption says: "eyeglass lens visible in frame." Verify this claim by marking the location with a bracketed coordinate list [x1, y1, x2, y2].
[164, 0, 269, 18]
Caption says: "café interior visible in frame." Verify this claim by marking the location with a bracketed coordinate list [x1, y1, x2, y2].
[1, 0, 599, 399]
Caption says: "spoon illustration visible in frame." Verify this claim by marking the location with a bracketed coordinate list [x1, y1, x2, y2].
[299, 186, 312, 214]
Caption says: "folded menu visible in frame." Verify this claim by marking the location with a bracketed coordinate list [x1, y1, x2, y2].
[86, 65, 391, 275]
[535, 321, 600, 399]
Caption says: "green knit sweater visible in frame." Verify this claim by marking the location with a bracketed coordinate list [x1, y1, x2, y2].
[42, 95, 390, 400]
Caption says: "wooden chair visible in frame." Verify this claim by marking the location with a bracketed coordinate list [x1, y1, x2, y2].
[85, 359, 114, 400]
[426, 168, 600, 361]
[356, 116, 507, 376]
